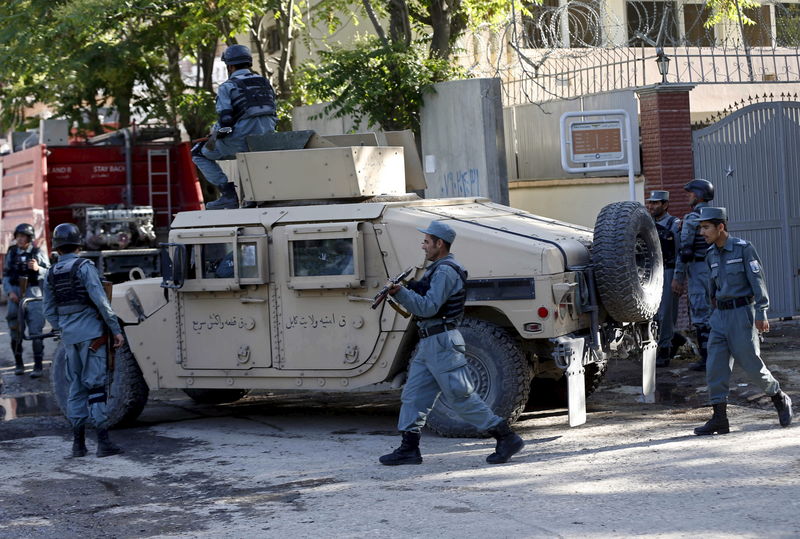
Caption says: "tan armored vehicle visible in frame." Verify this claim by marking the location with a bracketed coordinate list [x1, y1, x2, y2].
[50, 132, 663, 437]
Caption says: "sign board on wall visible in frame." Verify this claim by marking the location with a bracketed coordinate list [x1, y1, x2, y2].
[560, 110, 636, 201]
[569, 120, 624, 163]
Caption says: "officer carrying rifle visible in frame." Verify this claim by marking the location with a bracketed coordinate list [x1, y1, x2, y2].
[378, 220, 525, 467]
[43, 223, 125, 458]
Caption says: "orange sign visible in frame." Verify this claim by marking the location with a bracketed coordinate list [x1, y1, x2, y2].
[570, 121, 624, 163]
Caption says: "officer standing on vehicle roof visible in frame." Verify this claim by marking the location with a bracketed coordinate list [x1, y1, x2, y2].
[693, 207, 792, 434]
[192, 44, 276, 210]
[3, 223, 50, 377]
[646, 191, 680, 367]
[379, 221, 525, 466]
[42, 223, 125, 458]
[672, 179, 714, 371]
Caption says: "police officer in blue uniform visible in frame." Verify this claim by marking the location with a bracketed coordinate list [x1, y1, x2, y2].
[693, 207, 792, 434]
[3, 223, 50, 377]
[646, 191, 680, 367]
[192, 44, 277, 210]
[672, 179, 714, 371]
[43, 224, 125, 458]
[379, 221, 524, 466]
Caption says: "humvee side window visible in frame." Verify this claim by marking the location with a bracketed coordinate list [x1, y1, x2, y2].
[202, 243, 234, 279]
[238, 243, 259, 279]
[284, 222, 364, 289]
[169, 226, 270, 291]
[292, 238, 355, 276]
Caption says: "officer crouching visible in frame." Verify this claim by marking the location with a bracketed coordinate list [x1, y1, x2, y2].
[42, 224, 126, 458]
[694, 207, 793, 435]
[379, 221, 524, 466]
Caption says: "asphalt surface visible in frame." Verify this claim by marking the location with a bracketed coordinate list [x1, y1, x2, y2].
[1, 314, 798, 538]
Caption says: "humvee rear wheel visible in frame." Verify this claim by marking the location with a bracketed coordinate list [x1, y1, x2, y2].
[51, 338, 150, 428]
[593, 201, 663, 322]
[426, 318, 532, 438]
[183, 388, 249, 404]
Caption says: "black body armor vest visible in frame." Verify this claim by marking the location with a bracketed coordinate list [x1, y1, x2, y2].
[407, 260, 468, 322]
[47, 257, 92, 307]
[230, 74, 275, 121]
[655, 216, 677, 269]
[6, 245, 41, 287]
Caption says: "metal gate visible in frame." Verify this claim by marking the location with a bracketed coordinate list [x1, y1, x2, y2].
[693, 101, 800, 318]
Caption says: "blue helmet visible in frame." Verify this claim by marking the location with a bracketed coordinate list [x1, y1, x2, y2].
[684, 179, 714, 201]
[221, 44, 253, 66]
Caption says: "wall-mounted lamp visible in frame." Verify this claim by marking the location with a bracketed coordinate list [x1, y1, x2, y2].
[656, 48, 671, 84]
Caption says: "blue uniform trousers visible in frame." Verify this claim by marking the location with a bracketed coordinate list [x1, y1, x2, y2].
[6, 288, 45, 357]
[398, 329, 501, 433]
[686, 261, 711, 328]
[65, 340, 111, 429]
[706, 305, 780, 404]
[192, 116, 276, 188]
[657, 268, 678, 349]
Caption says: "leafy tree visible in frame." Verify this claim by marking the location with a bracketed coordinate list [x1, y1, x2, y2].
[298, 36, 461, 133]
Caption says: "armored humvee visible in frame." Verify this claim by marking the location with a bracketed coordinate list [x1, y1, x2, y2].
[50, 131, 662, 437]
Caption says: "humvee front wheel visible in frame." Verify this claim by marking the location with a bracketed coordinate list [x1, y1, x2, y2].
[426, 318, 532, 438]
[51, 338, 150, 428]
[182, 388, 249, 404]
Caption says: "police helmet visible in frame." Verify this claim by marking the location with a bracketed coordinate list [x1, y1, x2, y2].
[221, 44, 253, 66]
[52, 223, 82, 250]
[14, 223, 35, 239]
[683, 179, 714, 201]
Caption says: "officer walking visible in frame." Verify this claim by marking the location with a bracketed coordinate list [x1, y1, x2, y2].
[672, 179, 714, 371]
[3, 223, 50, 377]
[379, 221, 525, 466]
[693, 207, 792, 434]
[646, 191, 680, 367]
[192, 44, 277, 210]
[42, 224, 125, 458]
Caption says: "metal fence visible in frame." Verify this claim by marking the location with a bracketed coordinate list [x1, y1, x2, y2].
[693, 101, 800, 318]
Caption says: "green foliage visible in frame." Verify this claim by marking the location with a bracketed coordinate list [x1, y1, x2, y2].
[704, 0, 761, 27]
[297, 36, 465, 133]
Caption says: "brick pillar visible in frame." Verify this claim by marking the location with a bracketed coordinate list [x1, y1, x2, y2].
[636, 84, 695, 209]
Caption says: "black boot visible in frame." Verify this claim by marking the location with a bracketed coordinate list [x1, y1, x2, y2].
[486, 420, 525, 464]
[771, 391, 793, 427]
[694, 403, 730, 435]
[96, 429, 123, 458]
[689, 326, 709, 372]
[655, 346, 672, 368]
[12, 339, 24, 375]
[30, 356, 43, 378]
[67, 425, 88, 458]
[379, 431, 422, 465]
[206, 182, 239, 210]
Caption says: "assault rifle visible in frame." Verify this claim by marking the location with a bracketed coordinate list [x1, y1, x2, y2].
[371, 267, 414, 318]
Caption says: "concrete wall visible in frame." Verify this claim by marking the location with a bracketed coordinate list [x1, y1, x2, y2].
[509, 176, 645, 228]
[291, 103, 374, 135]
[420, 78, 509, 204]
[505, 89, 640, 182]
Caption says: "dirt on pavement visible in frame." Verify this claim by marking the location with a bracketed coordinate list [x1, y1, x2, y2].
[1, 317, 798, 538]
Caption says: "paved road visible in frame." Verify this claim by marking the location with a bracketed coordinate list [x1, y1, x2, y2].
[1, 316, 798, 538]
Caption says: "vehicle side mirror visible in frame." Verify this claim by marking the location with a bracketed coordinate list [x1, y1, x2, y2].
[160, 243, 187, 289]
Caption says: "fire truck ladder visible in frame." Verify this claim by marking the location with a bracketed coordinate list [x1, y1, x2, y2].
[147, 148, 172, 225]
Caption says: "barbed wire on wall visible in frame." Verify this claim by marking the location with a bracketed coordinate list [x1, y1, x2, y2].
[462, 1, 800, 105]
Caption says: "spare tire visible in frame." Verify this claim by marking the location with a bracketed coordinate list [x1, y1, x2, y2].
[52, 338, 150, 428]
[592, 201, 662, 322]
